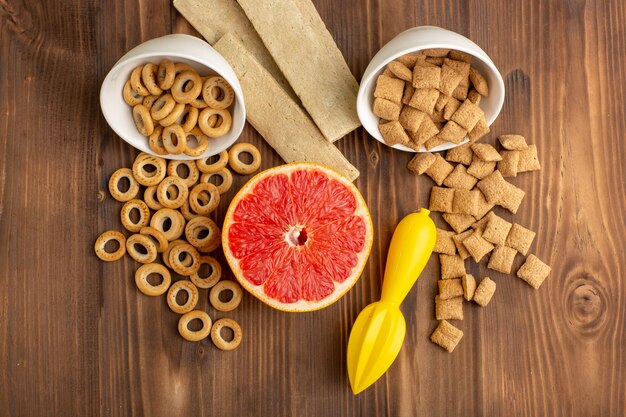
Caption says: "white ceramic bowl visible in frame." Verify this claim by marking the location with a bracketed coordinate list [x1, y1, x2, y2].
[100, 34, 246, 160]
[357, 26, 505, 153]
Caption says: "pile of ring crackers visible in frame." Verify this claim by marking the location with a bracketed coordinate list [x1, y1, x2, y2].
[373, 49, 551, 353]
[94, 144, 262, 350]
[123, 59, 234, 157]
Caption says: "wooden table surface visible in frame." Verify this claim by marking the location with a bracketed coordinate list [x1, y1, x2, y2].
[1, 0, 625, 415]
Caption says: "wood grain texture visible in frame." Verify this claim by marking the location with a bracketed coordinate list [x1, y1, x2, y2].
[0, 0, 624, 416]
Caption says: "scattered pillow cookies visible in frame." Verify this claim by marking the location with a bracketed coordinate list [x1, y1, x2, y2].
[418, 133, 551, 352]
[123, 59, 235, 156]
[374, 49, 491, 151]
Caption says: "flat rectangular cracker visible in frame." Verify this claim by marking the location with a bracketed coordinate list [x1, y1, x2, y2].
[446, 143, 474, 165]
[439, 64, 464, 96]
[517, 144, 542, 172]
[468, 117, 490, 142]
[473, 277, 496, 306]
[429, 186, 455, 213]
[435, 121, 467, 144]
[387, 61, 413, 81]
[443, 164, 478, 190]
[440, 254, 466, 279]
[409, 117, 440, 146]
[443, 97, 462, 120]
[473, 190, 495, 219]
[498, 134, 528, 150]
[487, 245, 517, 274]
[462, 274, 476, 300]
[424, 154, 454, 185]
[397, 52, 424, 68]
[471, 143, 503, 162]
[467, 155, 496, 179]
[173, 0, 298, 100]
[438, 278, 464, 300]
[379, 120, 411, 146]
[237, 0, 361, 142]
[434, 228, 457, 255]
[374, 75, 405, 104]
[435, 295, 464, 320]
[213, 33, 359, 180]
[430, 320, 463, 352]
[407, 152, 436, 175]
[408, 88, 440, 114]
[498, 150, 520, 177]
[517, 254, 551, 289]
[506, 223, 536, 255]
[412, 64, 441, 89]
[373, 98, 401, 120]
[399, 106, 426, 132]
[452, 189, 478, 215]
[450, 99, 484, 131]
[482, 212, 513, 245]
[442, 213, 475, 234]
[463, 230, 494, 262]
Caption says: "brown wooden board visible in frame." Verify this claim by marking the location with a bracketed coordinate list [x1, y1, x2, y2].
[0, 0, 625, 416]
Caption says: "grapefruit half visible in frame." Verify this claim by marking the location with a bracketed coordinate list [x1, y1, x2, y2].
[222, 163, 373, 312]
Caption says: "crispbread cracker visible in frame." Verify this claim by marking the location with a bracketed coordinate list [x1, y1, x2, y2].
[450, 99, 484, 131]
[213, 33, 359, 180]
[379, 120, 411, 146]
[473, 277, 496, 306]
[442, 213, 475, 234]
[452, 188, 478, 215]
[430, 320, 463, 352]
[373, 98, 401, 120]
[387, 61, 413, 81]
[435, 121, 467, 144]
[467, 155, 496, 179]
[471, 143, 503, 162]
[498, 150, 520, 177]
[446, 143, 473, 165]
[435, 295, 464, 320]
[517, 254, 551, 289]
[237, 0, 361, 142]
[412, 64, 441, 89]
[517, 144, 542, 172]
[505, 223, 536, 255]
[482, 212, 513, 245]
[487, 245, 517, 274]
[374, 75, 405, 104]
[424, 154, 454, 185]
[463, 230, 494, 262]
[399, 106, 426, 132]
[468, 117, 490, 142]
[443, 164, 478, 190]
[434, 228, 457, 255]
[499, 134, 528, 150]
[438, 278, 464, 300]
[407, 152, 436, 175]
[429, 186, 455, 213]
[440, 254, 466, 279]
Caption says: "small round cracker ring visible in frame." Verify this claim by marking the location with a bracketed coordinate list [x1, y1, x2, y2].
[190, 256, 222, 289]
[178, 310, 212, 342]
[167, 280, 199, 314]
[184, 128, 210, 157]
[162, 239, 188, 268]
[167, 160, 200, 188]
[130, 66, 150, 96]
[228, 143, 261, 175]
[169, 242, 201, 276]
[185, 217, 220, 249]
[135, 263, 171, 296]
[174, 62, 195, 76]
[198, 233, 221, 253]
[139, 226, 169, 253]
[141, 63, 163, 96]
[148, 127, 168, 156]
[150, 208, 186, 241]
[171, 70, 202, 104]
[159, 103, 186, 128]
[209, 280, 242, 312]
[94, 230, 126, 261]
[123, 80, 144, 106]
[200, 167, 233, 195]
[120, 199, 151, 233]
[143, 186, 163, 211]
[126, 233, 158, 264]
[157, 59, 176, 90]
[202, 76, 234, 110]
[180, 199, 202, 221]
[108, 168, 140, 202]
[132, 104, 154, 136]
[132, 153, 167, 186]
[174, 105, 199, 132]
[189, 183, 220, 215]
[142, 94, 160, 110]
[150, 93, 176, 121]
[156, 175, 189, 209]
[210, 318, 242, 351]
[162, 124, 187, 155]
[198, 108, 232, 138]
[196, 150, 229, 174]
[189, 96, 209, 109]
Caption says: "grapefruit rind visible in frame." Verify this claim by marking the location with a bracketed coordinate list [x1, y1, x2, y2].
[222, 162, 373, 312]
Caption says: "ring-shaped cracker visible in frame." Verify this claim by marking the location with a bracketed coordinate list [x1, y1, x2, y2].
[174, 62, 195, 76]
[185, 217, 220, 249]
[162, 239, 188, 268]
[108, 168, 140, 202]
[135, 263, 171, 296]
[132, 104, 154, 136]
[120, 199, 151, 233]
[167, 280, 199, 314]
[189, 183, 220, 215]
[196, 150, 229, 174]
[123, 80, 144, 106]
[126, 234, 158, 264]
[157, 59, 176, 90]
[156, 175, 189, 209]
[209, 280, 242, 312]
[139, 226, 169, 253]
[167, 160, 199, 188]
[200, 167, 233, 194]
[184, 128, 210, 157]
[94, 230, 126, 261]
[180, 199, 201, 221]
[190, 256, 221, 289]
[198, 233, 221, 253]
[189, 96, 209, 109]
[202, 77, 234, 110]
[162, 124, 187, 155]
[141, 63, 163, 96]
[150, 208, 186, 241]
[210, 318, 242, 351]
[168, 242, 201, 275]
[159, 103, 185, 128]
[228, 143, 261, 175]
[143, 186, 163, 210]
[198, 108, 232, 138]
[130, 66, 150, 96]
[176, 106, 199, 132]
[142, 94, 160, 110]
[148, 127, 168, 156]
[178, 310, 212, 342]
[132, 153, 167, 186]
[150, 94, 176, 121]
[171, 70, 202, 104]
